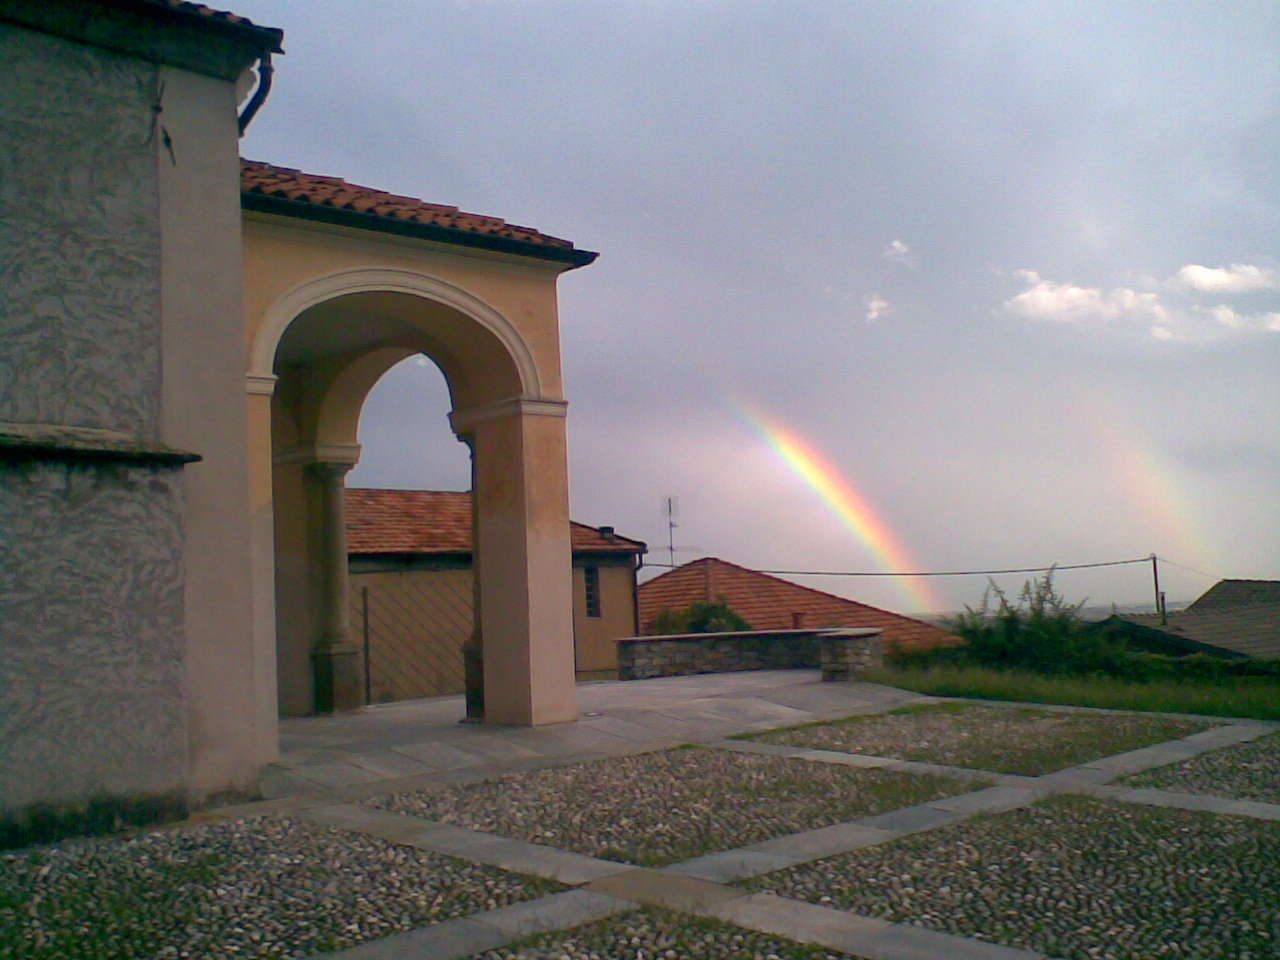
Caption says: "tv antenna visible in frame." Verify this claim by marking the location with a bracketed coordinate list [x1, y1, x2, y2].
[658, 496, 700, 567]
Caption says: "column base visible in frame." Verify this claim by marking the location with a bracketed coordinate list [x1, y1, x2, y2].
[463, 644, 484, 720]
[312, 648, 363, 713]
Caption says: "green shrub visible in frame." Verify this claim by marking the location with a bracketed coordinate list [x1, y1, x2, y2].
[895, 571, 1127, 675]
[648, 598, 752, 635]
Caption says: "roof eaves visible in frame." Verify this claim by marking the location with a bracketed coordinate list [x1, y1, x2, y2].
[242, 190, 598, 268]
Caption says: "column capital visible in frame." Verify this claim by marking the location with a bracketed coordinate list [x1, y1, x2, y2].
[274, 442, 362, 468]
[449, 397, 567, 433]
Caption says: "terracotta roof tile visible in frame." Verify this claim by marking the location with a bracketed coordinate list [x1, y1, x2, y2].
[241, 160, 595, 265]
[345, 489, 645, 557]
[638, 557, 959, 654]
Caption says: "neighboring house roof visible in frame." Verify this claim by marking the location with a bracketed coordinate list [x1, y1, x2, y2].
[1185, 579, 1280, 612]
[1107, 605, 1280, 660]
[241, 160, 597, 267]
[345, 489, 645, 557]
[638, 557, 959, 653]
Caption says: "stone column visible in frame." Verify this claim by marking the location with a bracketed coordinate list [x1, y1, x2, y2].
[459, 433, 484, 721]
[308, 459, 362, 712]
[451, 398, 577, 726]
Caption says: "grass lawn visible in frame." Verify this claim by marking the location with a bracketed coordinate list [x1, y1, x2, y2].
[744, 795, 1280, 960]
[368, 747, 975, 867]
[744, 702, 1207, 776]
[868, 664, 1280, 721]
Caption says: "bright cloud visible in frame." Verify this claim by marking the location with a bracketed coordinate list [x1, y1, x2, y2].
[882, 239, 916, 267]
[1006, 268, 1280, 342]
[1004, 271, 1167, 325]
[1177, 263, 1278, 293]
[865, 294, 890, 322]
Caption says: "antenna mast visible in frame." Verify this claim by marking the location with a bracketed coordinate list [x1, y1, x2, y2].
[663, 496, 679, 566]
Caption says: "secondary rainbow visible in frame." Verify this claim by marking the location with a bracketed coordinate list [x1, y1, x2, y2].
[743, 408, 942, 613]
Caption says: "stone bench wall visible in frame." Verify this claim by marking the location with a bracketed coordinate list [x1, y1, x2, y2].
[617, 628, 883, 681]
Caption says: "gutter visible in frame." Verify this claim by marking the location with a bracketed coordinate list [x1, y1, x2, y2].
[237, 52, 273, 136]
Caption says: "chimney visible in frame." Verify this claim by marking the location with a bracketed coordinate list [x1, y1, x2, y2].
[599, 525, 615, 540]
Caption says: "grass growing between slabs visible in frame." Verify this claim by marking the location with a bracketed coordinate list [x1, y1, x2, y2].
[867, 664, 1280, 721]
[368, 746, 976, 867]
[744, 795, 1280, 960]
[744, 701, 1208, 776]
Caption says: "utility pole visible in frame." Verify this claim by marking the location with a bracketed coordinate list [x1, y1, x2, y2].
[1150, 553, 1166, 624]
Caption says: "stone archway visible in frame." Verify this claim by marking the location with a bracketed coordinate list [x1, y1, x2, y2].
[247, 267, 578, 727]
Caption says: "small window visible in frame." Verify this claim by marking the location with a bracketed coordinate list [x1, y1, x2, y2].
[584, 566, 601, 618]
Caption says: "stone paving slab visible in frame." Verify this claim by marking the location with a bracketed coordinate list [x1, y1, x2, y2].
[928, 784, 1042, 815]
[475, 889, 635, 937]
[311, 891, 635, 960]
[299, 803, 630, 884]
[705, 892, 891, 955]
[586, 868, 748, 913]
[744, 822, 898, 862]
[390, 740, 490, 770]
[1113, 787, 1280, 821]
[313, 916, 508, 960]
[859, 923, 1046, 960]
[663, 849, 801, 883]
[342, 748, 436, 780]
[857, 802, 963, 835]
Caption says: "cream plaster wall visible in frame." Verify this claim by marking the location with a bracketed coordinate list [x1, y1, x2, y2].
[572, 561, 640, 675]
[246, 217, 583, 724]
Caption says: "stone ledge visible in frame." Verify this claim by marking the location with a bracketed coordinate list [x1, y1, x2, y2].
[0, 423, 199, 466]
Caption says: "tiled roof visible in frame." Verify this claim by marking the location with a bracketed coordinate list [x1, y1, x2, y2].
[1186, 579, 1280, 612]
[345, 489, 645, 556]
[133, 1, 283, 49]
[241, 160, 596, 266]
[1114, 605, 1280, 660]
[638, 557, 960, 653]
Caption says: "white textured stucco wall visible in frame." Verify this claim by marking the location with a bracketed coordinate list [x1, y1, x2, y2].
[0, 25, 161, 436]
[0, 459, 188, 810]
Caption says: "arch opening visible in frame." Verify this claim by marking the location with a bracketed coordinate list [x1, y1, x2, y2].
[251, 271, 578, 726]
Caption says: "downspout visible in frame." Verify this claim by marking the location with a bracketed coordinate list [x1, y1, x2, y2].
[237, 52, 274, 136]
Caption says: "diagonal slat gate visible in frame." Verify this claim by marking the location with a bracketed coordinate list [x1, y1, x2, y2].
[348, 570, 472, 703]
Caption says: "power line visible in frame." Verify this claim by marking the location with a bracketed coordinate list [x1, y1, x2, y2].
[642, 556, 1152, 577]
[1155, 557, 1219, 580]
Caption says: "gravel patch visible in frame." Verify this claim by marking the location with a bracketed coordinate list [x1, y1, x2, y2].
[0, 815, 560, 960]
[1123, 731, 1280, 804]
[368, 747, 975, 866]
[470, 906, 861, 959]
[745, 795, 1280, 960]
[750, 703, 1209, 775]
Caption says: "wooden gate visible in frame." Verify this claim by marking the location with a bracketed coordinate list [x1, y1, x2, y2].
[348, 569, 472, 704]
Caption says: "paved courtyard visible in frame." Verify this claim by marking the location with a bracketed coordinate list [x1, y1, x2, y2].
[2, 671, 1277, 959]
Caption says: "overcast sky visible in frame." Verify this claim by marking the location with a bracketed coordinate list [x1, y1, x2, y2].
[237, 0, 1279, 614]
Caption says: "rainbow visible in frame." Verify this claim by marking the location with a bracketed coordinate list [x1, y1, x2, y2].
[741, 407, 943, 613]
[1079, 395, 1220, 575]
